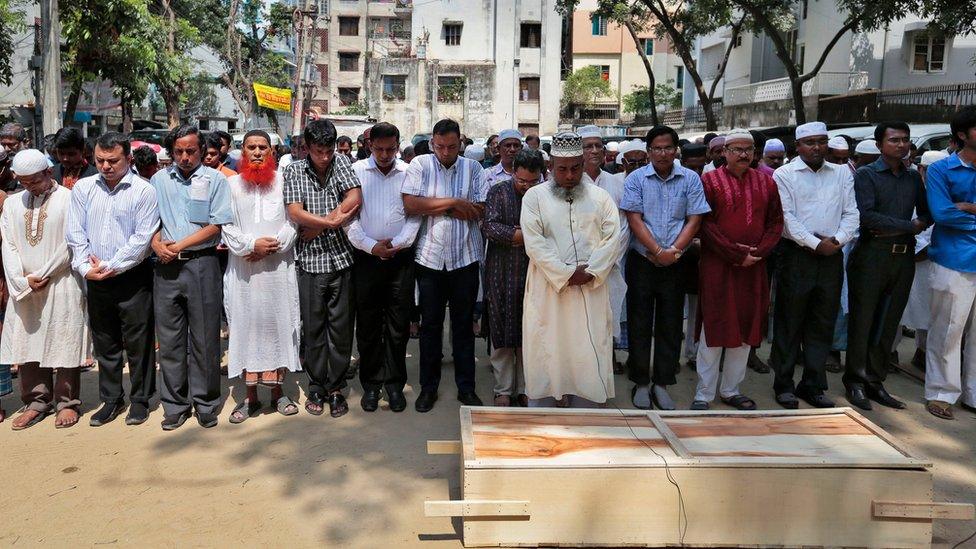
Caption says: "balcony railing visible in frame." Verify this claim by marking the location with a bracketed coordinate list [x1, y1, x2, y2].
[394, 0, 412, 11]
[369, 29, 411, 39]
[563, 102, 620, 124]
[725, 71, 868, 106]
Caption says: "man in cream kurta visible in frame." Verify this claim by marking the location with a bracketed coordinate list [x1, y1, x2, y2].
[521, 132, 621, 407]
[1, 149, 88, 429]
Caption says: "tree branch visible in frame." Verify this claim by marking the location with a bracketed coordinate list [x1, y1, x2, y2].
[797, 18, 859, 83]
[708, 14, 745, 102]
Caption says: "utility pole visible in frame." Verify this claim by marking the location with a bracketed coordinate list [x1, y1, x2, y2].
[291, 1, 319, 138]
[39, 0, 62, 137]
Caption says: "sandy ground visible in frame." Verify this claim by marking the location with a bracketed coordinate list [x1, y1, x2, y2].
[0, 335, 973, 548]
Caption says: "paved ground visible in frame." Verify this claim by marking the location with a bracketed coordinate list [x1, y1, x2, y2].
[0, 336, 973, 548]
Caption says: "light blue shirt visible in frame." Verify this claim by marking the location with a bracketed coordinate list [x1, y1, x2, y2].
[620, 163, 710, 254]
[926, 153, 976, 272]
[150, 165, 233, 250]
[66, 171, 159, 277]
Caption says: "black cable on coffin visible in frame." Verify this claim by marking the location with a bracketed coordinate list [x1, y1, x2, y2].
[565, 193, 689, 545]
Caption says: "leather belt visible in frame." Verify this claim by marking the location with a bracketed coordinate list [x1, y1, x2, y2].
[174, 247, 218, 261]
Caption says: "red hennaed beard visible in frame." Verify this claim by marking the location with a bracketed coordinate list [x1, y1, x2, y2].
[238, 154, 278, 189]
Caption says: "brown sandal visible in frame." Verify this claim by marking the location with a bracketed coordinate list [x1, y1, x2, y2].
[926, 400, 953, 420]
[55, 408, 80, 429]
[11, 408, 48, 430]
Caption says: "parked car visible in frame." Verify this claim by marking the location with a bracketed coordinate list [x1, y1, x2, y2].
[231, 130, 283, 148]
[128, 128, 170, 146]
[828, 123, 951, 157]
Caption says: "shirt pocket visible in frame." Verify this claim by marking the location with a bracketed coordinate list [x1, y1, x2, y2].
[188, 177, 211, 225]
[671, 195, 688, 220]
[261, 197, 283, 221]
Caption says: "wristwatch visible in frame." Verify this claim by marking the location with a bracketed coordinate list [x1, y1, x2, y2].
[673, 248, 683, 259]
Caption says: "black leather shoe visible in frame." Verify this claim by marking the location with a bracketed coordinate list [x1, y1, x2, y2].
[387, 388, 407, 412]
[775, 392, 799, 409]
[329, 393, 349, 418]
[90, 402, 125, 427]
[415, 390, 437, 413]
[196, 412, 218, 428]
[125, 402, 149, 425]
[458, 391, 483, 406]
[867, 384, 905, 409]
[361, 389, 381, 412]
[845, 385, 872, 410]
[797, 389, 835, 408]
[161, 410, 191, 431]
[345, 364, 358, 380]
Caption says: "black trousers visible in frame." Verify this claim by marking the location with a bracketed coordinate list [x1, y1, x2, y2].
[769, 244, 843, 395]
[298, 267, 354, 395]
[416, 262, 480, 393]
[844, 238, 915, 388]
[86, 260, 156, 406]
[625, 250, 686, 387]
[353, 249, 415, 391]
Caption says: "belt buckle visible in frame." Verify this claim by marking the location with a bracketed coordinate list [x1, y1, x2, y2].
[176, 251, 189, 261]
[891, 244, 908, 254]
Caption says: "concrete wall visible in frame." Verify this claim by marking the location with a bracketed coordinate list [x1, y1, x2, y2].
[722, 95, 819, 128]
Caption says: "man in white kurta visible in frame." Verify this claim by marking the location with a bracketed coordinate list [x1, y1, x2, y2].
[521, 132, 621, 407]
[221, 131, 301, 423]
[0, 149, 88, 429]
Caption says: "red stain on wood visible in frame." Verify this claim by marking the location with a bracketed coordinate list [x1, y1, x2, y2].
[666, 415, 871, 438]
[473, 431, 668, 459]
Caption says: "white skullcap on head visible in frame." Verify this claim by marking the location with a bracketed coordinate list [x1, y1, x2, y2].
[0, 144, 7, 162]
[463, 144, 485, 161]
[827, 136, 849, 150]
[498, 129, 523, 143]
[795, 121, 828, 140]
[616, 152, 624, 165]
[606, 141, 619, 152]
[855, 139, 880, 155]
[725, 128, 754, 143]
[920, 150, 949, 167]
[11, 149, 51, 176]
[157, 148, 170, 161]
[763, 138, 786, 154]
[577, 125, 602, 140]
[541, 150, 550, 161]
[628, 139, 646, 152]
[551, 132, 584, 157]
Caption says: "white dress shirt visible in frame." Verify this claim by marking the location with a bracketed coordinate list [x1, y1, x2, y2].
[773, 156, 860, 250]
[345, 156, 420, 253]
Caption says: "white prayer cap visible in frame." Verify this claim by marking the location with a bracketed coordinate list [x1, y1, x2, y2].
[577, 125, 602, 140]
[616, 152, 624, 165]
[498, 129, 523, 144]
[763, 138, 786, 154]
[0, 144, 8, 162]
[855, 139, 880, 155]
[606, 141, 619, 152]
[725, 128, 754, 144]
[827, 136, 849, 150]
[541, 150, 550, 161]
[156, 148, 170, 162]
[463, 144, 485, 161]
[11, 149, 51, 176]
[795, 121, 828, 140]
[920, 150, 949, 166]
[550, 132, 584, 157]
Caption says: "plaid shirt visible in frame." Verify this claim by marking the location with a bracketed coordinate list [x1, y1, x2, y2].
[283, 155, 361, 273]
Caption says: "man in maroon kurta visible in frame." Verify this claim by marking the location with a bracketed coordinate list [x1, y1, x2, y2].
[692, 130, 784, 410]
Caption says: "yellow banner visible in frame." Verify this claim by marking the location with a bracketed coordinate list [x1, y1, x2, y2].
[253, 83, 292, 112]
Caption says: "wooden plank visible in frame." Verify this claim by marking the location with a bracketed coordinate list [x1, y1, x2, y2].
[646, 412, 691, 459]
[873, 501, 975, 521]
[427, 440, 462, 455]
[843, 408, 930, 464]
[460, 406, 476, 464]
[460, 466, 933, 548]
[664, 413, 871, 438]
[424, 499, 530, 518]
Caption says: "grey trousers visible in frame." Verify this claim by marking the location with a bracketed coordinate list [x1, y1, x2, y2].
[154, 255, 223, 416]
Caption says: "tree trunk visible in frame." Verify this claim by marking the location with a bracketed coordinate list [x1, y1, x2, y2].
[161, 0, 181, 128]
[162, 88, 181, 128]
[121, 96, 134, 134]
[267, 109, 281, 136]
[790, 78, 806, 125]
[623, 20, 658, 126]
[62, 80, 82, 127]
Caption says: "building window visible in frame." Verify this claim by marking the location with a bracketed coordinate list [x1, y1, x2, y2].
[639, 38, 653, 56]
[590, 64, 610, 82]
[437, 75, 466, 102]
[369, 17, 387, 38]
[519, 77, 540, 101]
[316, 28, 328, 51]
[338, 52, 359, 72]
[339, 16, 360, 36]
[520, 23, 542, 48]
[912, 33, 946, 73]
[675, 66, 684, 89]
[591, 15, 607, 36]
[443, 23, 462, 46]
[338, 87, 360, 106]
[802, 0, 808, 19]
[317, 64, 328, 87]
[382, 75, 406, 101]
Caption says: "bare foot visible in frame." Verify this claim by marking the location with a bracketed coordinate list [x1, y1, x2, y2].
[55, 408, 79, 428]
[12, 409, 42, 430]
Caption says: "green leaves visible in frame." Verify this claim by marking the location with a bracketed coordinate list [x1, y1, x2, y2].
[561, 66, 615, 109]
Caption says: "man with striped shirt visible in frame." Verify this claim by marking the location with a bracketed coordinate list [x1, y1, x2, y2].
[66, 132, 160, 427]
[402, 119, 488, 412]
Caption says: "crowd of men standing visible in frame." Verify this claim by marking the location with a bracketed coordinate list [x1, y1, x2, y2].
[0, 105, 973, 431]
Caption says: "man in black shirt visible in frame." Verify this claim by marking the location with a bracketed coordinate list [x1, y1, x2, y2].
[844, 121, 931, 410]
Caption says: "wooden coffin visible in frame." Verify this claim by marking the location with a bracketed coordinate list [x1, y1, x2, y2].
[424, 407, 973, 548]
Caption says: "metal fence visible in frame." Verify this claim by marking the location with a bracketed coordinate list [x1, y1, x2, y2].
[633, 104, 723, 129]
[819, 82, 976, 124]
[725, 72, 869, 106]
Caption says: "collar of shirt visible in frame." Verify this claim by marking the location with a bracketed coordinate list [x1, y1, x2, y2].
[490, 163, 511, 176]
[642, 163, 684, 183]
[97, 170, 135, 193]
[869, 157, 909, 175]
[302, 158, 334, 186]
[947, 152, 975, 170]
[167, 163, 212, 183]
[365, 155, 407, 175]
[790, 156, 836, 174]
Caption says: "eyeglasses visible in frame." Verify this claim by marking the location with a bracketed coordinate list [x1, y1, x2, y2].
[649, 146, 677, 155]
[726, 146, 755, 156]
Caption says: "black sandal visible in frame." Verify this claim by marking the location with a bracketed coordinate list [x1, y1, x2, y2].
[305, 392, 326, 416]
[229, 399, 262, 424]
[721, 394, 757, 410]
